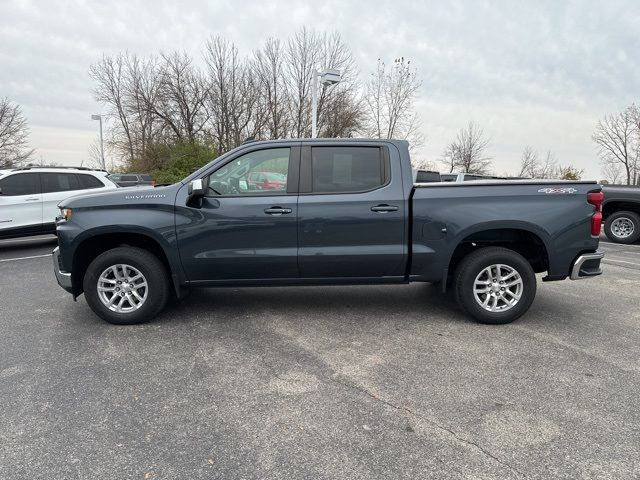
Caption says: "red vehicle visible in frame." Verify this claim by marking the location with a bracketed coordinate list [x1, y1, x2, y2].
[247, 171, 287, 191]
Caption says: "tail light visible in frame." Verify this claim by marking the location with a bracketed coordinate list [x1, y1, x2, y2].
[587, 191, 604, 236]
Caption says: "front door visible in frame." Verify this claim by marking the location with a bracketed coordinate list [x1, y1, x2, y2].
[297, 144, 406, 278]
[176, 145, 300, 282]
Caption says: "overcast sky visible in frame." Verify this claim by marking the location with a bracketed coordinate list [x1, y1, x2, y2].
[1, 0, 639, 178]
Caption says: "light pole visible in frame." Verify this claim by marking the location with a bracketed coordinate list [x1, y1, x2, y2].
[311, 69, 342, 138]
[91, 114, 105, 170]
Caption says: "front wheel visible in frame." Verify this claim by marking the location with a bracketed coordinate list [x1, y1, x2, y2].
[83, 247, 170, 325]
[454, 247, 536, 325]
[604, 211, 640, 244]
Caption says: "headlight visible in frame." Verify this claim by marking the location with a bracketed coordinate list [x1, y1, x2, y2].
[58, 207, 73, 221]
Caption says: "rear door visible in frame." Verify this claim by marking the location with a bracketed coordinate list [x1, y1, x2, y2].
[297, 144, 406, 278]
[177, 145, 300, 282]
[0, 172, 43, 234]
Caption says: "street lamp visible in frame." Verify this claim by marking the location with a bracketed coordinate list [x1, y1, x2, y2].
[91, 114, 105, 170]
[311, 69, 341, 138]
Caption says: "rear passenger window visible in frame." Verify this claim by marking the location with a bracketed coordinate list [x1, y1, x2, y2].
[41, 173, 80, 193]
[0, 173, 40, 196]
[311, 147, 386, 193]
[78, 174, 104, 189]
[121, 175, 138, 182]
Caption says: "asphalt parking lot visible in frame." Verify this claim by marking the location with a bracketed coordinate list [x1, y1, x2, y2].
[1, 235, 639, 479]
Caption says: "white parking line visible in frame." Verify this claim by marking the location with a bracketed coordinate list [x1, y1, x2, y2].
[0, 254, 52, 263]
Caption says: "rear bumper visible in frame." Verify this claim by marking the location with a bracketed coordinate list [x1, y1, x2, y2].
[570, 250, 604, 280]
[52, 246, 73, 293]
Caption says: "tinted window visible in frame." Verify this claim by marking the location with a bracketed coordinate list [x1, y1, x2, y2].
[0, 173, 40, 196]
[78, 174, 104, 189]
[416, 170, 442, 183]
[109, 174, 121, 181]
[208, 148, 290, 196]
[140, 175, 153, 181]
[121, 175, 138, 182]
[41, 173, 80, 193]
[311, 147, 384, 193]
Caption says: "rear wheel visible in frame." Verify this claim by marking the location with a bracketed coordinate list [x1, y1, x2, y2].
[83, 247, 169, 325]
[454, 247, 536, 324]
[604, 211, 640, 244]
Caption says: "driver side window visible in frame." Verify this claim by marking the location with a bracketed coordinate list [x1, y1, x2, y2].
[207, 148, 290, 196]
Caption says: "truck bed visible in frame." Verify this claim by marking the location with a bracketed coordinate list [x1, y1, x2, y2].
[409, 179, 601, 283]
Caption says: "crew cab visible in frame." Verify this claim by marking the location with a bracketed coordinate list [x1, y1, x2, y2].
[0, 166, 117, 239]
[52, 139, 604, 325]
[601, 184, 640, 244]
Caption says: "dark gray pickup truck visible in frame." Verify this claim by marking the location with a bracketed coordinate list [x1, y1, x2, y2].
[53, 139, 604, 325]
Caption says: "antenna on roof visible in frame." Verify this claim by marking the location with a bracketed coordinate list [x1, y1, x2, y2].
[241, 137, 257, 145]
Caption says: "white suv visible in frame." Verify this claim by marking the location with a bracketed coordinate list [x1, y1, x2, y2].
[0, 167, 118, 239]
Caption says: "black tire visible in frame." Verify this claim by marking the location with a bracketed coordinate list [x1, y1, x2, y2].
[604, 211, 640, 244]
[454, 247, 536, 325]
[83, 247, 170, 325]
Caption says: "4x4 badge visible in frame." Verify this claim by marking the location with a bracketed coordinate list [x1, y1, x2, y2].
[537, 187, 578, 194]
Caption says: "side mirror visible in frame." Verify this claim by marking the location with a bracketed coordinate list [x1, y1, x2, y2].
[187, 178, 205, 198]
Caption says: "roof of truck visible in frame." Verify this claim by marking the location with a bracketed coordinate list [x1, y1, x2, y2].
[240, 137, 409, 146]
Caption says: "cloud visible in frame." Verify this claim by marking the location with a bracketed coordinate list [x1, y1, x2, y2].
[1, 0, 638, 177]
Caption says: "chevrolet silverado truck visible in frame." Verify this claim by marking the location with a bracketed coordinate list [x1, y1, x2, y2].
[52, 139, 604, 325]
[601, 184, 640, 244]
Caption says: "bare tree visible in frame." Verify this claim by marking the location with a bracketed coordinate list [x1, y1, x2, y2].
[204, 36, 262, 153]
[252, 38, 291, 139]
[90, 54, 138, 163]
[0, 97, 34, 167]
[364, 58, 423, 146]
[315, 31, 363, 138]
[442, 122, 492, 174]
[592, 106, 639, 185]
[601, 162, 623, 184]
[27, 154, 59, 167]
[122, 54, 163, 160]
[151, 52, 209, 143]
[411, 156, 437, 171]
[518, 147, 557, 178]
[88, 137, 112, 170]
[89, 28, 421, 170]
[518, 146, 538, 177]
[283, 29, 362, 139]
[285, 28, 321, 138]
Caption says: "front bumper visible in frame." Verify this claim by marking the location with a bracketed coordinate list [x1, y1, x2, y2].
[52, 246, 73, 293]
[570, 250, 604, 280]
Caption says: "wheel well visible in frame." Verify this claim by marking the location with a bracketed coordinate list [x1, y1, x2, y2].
[448, 229, 549, 277]
[603, 201, 640, 219]
[72, 233, 171, 295]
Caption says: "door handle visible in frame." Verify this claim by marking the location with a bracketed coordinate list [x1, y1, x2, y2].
[264, 207, 292, 215]
[371, 204, 399, 213]
[24, 197, 40, 202]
